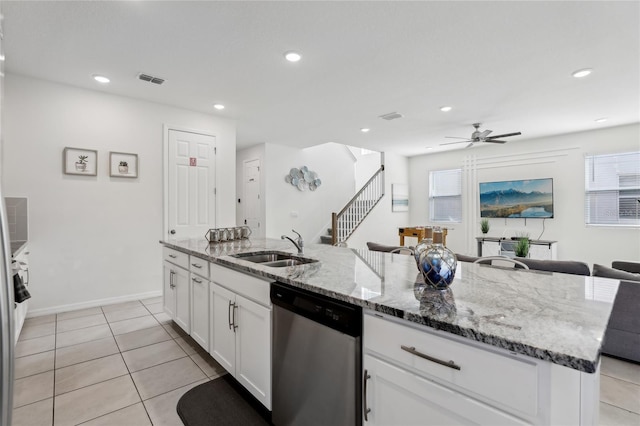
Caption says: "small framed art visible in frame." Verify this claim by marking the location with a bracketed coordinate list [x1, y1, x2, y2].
[109, 152, 139, 178]
[63, 147, 98, 176]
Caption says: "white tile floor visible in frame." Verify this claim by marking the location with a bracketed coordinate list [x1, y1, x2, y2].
[12, 297, 225, 426]
[11, 297, 640, 425]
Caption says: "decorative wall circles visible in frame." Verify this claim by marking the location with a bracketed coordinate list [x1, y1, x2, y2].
[286, 166, 322, 191]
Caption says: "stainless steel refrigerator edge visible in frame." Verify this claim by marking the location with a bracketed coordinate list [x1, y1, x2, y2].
[0, 3, 16, 425]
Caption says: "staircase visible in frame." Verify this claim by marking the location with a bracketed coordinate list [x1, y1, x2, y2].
[328, 165, 385, 246]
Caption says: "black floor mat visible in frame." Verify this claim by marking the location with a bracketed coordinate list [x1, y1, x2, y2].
[177, 374, 271, 426]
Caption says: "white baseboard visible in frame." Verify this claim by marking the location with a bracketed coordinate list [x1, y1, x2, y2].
[26, 290, 163, 318]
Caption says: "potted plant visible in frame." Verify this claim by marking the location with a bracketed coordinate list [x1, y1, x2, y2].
[514, 234, 530, 258]
[480, 218, 490, 234]
[118, 161, 128, 174]
[75, 155, 88, 172]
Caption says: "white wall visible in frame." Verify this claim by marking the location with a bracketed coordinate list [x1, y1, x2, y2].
[348, 152, 411, 249]
[3, 74, 236, 313]
[409, 123, 640, 267]
[263, 142, 356, 243]
[236, 144, 266, 238]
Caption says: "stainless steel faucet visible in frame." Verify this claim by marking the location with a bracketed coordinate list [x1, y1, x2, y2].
[281, 229, 304, 254]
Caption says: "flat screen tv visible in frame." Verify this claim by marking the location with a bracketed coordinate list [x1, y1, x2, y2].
[479, 178, 554, 218]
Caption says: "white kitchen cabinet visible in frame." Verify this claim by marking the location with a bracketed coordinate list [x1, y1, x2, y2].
[190, 272, 209, 350]
[363, 312, 598, 425]
[209, 263, 272, 410]
[209, 282, 236, 373]
[163, 247, 190, 333]
[163, 262, 190, 333]
[364, 355, 527, 426]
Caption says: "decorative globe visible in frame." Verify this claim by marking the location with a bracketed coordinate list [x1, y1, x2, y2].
[418, 244, 457, 290]
[413, 238, 433, 270]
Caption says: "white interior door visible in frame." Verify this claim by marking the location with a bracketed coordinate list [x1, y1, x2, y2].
[243, 159, 261, 235]
[167, 129, 216, 238]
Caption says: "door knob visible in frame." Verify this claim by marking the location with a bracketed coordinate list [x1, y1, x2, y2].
[170, 229, 176, 235]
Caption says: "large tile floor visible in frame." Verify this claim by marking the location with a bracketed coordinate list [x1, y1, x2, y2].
[11, 297, 640, 425]
[12, 297, 226, 426]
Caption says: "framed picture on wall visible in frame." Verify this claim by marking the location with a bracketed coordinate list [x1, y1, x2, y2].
[63, 147, 98, 176]
[392, 183, 409, 212]
[109, 151, 138, 178]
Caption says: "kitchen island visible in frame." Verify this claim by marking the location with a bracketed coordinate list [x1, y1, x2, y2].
[162, 237, 618, 425]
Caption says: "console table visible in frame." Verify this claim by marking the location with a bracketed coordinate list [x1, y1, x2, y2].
[476, 236, 557, 260]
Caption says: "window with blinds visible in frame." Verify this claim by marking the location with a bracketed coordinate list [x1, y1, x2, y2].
[429, 168, 462, 223]
[585, 151, 640, 226]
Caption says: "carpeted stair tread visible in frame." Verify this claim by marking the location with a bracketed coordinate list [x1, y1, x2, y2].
[177, 375, 270, 426]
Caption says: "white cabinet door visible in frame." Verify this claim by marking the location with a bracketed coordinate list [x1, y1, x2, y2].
[364, 355, 526, 426]
[481, 240, 501, 257]
[173, 266, 190, 333]
[190, 273, 209, 350]
[209, 282, 236, 373]
[235, 294, 272, 409]
[163, 262, 176, 319]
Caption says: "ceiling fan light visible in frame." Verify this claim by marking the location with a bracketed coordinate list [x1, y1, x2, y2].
[572, 68, 592, 78]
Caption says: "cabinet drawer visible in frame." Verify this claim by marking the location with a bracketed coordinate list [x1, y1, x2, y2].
[364, 313, 539, 417]
[210, 263, 271, 307]
[189, 256, 210, 278]
[163, 247, 189, 269]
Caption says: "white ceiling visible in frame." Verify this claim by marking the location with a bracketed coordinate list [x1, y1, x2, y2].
[2, 1, 639, 157]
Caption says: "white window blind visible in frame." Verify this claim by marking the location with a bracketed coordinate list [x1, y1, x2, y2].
[585, 151, 640, 226]
[429, 168, 462, 223]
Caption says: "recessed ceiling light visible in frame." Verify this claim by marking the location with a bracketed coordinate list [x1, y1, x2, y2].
[284, 51, 301, 62]
[572, 68, 592, 78]
[93, 74, 110, 84]
[595, 117, 608, 123]
[213, 104, 225, 110]
[440, 106, 452, 112]
[360, 128, 370, 133]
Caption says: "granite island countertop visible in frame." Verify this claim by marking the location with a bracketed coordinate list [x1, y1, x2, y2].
[162, 237, 619, 373]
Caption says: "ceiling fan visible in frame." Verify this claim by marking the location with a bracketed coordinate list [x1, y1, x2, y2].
[441, 123, 521, 148]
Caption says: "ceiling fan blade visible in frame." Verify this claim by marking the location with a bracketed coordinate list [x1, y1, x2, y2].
[440, 139, 472, 146]
[486, 132, 521, 139]
[483, 139, 507, 144]
[478, 129, 492, 138]
[444, 136, 471, 139]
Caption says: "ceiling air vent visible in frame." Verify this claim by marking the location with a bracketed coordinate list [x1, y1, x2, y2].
[137, 73, 165, 85]
[379, 112, 403, 121]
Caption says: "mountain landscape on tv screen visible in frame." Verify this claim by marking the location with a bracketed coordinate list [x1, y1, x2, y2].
[480, 188, 553, 218]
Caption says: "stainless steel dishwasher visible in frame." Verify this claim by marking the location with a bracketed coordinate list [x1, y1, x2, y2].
[271, 283, 362, 426]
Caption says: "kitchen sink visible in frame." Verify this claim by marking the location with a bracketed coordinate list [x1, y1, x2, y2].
[232, 251, 318, 268]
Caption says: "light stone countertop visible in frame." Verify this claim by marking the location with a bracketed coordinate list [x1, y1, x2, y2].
[162, 237, 619, 373]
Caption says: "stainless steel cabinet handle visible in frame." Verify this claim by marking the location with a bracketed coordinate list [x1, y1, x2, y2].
[400, 345, 461, 371]
[232, 303, 238, 332]
[168, 254, 177, 259]
[24, 269, 29, 286]
[191, 277, 203, 284]
[228, 301, 233, 330]
[169, 271, 176, 289]
[191, 263, 202, 268]
[363, 369, 371, 422]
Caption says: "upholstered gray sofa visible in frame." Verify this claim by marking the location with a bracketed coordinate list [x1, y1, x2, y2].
[594, 261, 640, 363]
